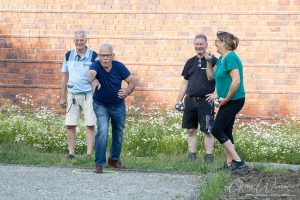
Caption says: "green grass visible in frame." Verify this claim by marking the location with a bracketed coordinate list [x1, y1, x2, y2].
[1, 96, 300, 200]
[0, 142, 227, 173]
[199, 172, 230, 200]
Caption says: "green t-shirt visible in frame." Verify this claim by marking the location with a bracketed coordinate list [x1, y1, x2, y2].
[214, 51, 245, 100]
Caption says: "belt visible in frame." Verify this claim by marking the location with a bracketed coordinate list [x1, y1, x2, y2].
[188, 96, 206, 101]
[71, 92, 90, 95]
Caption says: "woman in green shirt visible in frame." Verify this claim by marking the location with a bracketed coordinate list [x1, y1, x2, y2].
[206, 31, 246, 172]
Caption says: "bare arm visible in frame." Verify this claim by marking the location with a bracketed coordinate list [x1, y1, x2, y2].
[118, 75, 135, 99]
[58, 72, 68, 108]
[219, 69, 240, 106]
[206, 60, 215, 80]
[176, 79, 188, 102]
[88, 69, 101, 91]
[87, 69, 97, 83]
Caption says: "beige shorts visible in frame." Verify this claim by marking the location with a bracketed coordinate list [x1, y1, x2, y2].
[65, 92, 97, 126]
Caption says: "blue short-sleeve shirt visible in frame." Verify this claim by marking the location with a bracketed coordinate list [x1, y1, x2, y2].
[61, 48, 96, 94]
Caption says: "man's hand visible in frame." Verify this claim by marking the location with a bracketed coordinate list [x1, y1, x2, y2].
[175, 101, 184, 112]
[204, 49, 214, 62]
[118, 88, 130, 99]
[58, 97, 66, 108]
[91, 79, 101, 91]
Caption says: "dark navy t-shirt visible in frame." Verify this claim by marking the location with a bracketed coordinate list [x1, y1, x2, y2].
[90, 60, 130, 107]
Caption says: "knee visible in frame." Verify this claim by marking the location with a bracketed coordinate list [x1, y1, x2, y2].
[211, 126, 222, 141]
[211, 128, 229, 144]
[66, 126, 76, 130]
[187, 129, 197, 137]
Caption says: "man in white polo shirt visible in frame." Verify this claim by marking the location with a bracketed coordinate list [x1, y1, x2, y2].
[58, 30, 97, 158]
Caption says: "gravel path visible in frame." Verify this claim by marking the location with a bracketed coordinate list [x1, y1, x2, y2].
[0, 164, 205, 200]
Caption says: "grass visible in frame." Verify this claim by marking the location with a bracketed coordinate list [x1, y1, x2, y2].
[1, 96, 300, 199]
[199, 172, 230, 200]
[0, 142, 227, 173]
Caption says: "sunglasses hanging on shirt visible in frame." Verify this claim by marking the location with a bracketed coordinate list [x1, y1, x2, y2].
[198, 58, 202, 68]
[75, 54, 81, 61]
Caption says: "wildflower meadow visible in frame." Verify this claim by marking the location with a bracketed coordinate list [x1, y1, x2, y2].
[0, 95, 299, 164]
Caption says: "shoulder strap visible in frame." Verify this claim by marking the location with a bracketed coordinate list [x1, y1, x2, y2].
[65, 51, 71, 61]
[91, 51, 98, 62]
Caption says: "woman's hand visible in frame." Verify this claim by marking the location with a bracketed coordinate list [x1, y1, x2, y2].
[205, 92, 216, 103]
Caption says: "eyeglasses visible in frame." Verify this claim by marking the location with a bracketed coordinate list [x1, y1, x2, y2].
[99, 54, 113, 58]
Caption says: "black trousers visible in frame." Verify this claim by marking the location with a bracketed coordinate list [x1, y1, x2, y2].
[211, 97, 245, 144]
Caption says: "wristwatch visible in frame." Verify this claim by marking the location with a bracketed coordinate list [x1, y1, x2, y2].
[88, 78, 97, 84]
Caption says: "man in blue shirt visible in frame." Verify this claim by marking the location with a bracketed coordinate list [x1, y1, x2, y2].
[59, 30, 97, 159]
[88, 43, 135, 174]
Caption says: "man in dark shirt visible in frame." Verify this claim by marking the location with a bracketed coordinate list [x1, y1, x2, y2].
[88, 43, 135, 174]
[175, 34, 217, 163]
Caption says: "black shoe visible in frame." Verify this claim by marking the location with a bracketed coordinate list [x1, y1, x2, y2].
[204, 154, 214, 164]
[188, 153, 197, 161]
[216, 161, 231, 171]
[230, 160, 247, 172]
[66, 154, 75, 159]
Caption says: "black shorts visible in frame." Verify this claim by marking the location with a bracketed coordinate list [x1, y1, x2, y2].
[182, 96, 214, 133]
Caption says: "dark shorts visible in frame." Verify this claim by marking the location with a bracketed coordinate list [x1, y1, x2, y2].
[182, 96, 214, 133]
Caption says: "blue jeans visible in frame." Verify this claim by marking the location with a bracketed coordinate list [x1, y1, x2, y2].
[93, 102, 126, 165]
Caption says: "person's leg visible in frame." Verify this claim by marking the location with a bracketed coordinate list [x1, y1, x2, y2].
[224, 116, 236, 165]
[109, 103, 126, 161]
[222, 140, 241, 161]
[212, 98, 245, 170]
[198, 100, 214, 162]
[203, 133, 214, 154]
[93, 102, 110, 166]
[66, 125, 76, 155]
[86, 126, 95, 155]
[211, 105, 235, 166]
[65, 93, 80, 157]
[187, 128, 197, 154]
[82, 92, 97, 155]
[182, 97, 198, 161]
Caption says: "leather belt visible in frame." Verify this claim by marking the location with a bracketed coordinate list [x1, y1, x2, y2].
[188, 96, 206, 101]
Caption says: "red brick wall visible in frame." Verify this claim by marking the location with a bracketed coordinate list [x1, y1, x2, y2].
[0, 0, 300, 119]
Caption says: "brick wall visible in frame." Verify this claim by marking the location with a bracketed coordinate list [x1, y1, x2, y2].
[0, 0, 300, 119]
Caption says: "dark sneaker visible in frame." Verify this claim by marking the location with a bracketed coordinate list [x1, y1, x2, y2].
[204, 154, 214, 164]
[216, 162, 232, 171]
[66, 154, 75, 159]
[188, 153, 197, 161]
[108, 158, 125, 169]
[230, 160, 247, 172]
[94, 165, 103, 174]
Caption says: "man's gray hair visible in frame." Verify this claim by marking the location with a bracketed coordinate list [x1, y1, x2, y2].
[194, 34, 207, 42]
[74, 29, 87, 38]
[99, 43, 114, 53]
